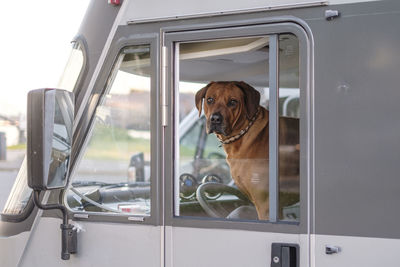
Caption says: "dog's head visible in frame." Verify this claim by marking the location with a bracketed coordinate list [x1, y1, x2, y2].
[195, 81, 260, 136]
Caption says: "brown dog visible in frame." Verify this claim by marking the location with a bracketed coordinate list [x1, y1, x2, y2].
[195, 81, 299, 220]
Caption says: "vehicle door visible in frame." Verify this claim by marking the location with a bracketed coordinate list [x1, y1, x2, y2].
[2, 36, 163, 266]
[163, 22, 312, 267]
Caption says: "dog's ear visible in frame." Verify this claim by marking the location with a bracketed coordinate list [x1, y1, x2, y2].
[234, 81, 260, 120]
[195, 82, 213, 117]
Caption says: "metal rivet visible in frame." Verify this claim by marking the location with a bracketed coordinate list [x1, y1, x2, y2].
[273, 256, 280, 263]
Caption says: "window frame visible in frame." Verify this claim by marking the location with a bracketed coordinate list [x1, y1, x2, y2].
[65, 35, 161, 225]
[164, 22, 311, 233]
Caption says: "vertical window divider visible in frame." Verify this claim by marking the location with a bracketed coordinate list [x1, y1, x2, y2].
[173, 43, 181, 217]
[161, 46, 168, 127]
[269, 34, 279, 223]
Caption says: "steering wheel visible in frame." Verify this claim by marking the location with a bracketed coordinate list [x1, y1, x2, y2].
[196, 182, 251, 218]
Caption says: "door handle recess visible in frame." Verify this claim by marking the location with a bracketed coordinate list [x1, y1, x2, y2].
[271, 243, 299, 267]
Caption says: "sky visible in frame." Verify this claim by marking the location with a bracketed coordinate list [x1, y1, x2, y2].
[0, 0, 90, 117]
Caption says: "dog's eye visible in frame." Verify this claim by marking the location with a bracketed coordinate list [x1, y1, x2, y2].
[207, 97, 214, 104]
[228, 99, 238, 107]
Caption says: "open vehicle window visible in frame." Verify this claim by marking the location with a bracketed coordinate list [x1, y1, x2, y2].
[66, 45, 152, 216]
[175, 34, 300, 222]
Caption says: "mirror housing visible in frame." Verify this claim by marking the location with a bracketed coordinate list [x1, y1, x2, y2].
[27, 88, 74, 191]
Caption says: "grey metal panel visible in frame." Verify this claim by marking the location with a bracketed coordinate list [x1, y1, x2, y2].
[314, 234, 400, 267]
[0, 231, 31, 267]
[163, 22, 312, 234]
[18, 218, 161, 267]
[166, 226, 309, 267]
[123, 0, 326, 23]
[310, 1, 400, 238]
[121, 0, 379, 24]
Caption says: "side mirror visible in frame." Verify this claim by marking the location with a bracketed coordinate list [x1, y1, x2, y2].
[27, 89, 77, 260]
[27, 88, 74, 190]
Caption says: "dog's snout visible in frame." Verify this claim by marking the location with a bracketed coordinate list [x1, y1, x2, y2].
[207, 112, 225, 135]
[210, 113, 223, 124]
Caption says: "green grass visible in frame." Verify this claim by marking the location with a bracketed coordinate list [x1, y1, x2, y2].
[180, 145, 197, 159]
[84, 125, 150, 160]
[7, 143, 26, 150]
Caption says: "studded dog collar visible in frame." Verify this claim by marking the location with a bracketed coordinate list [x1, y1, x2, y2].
[218, 107, 261, 147]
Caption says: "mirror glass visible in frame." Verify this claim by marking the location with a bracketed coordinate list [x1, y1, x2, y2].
[47, 90, 74, 188]
[27, 89, 74, 190]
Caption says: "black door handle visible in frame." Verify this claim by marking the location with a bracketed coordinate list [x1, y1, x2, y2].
[271, 243, 299, 267]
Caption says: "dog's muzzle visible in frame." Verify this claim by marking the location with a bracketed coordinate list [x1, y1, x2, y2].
[207, 112, 226, 135]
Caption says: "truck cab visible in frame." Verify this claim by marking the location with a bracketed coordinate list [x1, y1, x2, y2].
[1, 1, 400, 266]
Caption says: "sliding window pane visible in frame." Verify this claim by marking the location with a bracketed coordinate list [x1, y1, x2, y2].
[278, 34, 300, 222]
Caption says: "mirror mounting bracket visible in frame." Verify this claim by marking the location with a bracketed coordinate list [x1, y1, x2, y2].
[33, 190, 77, 260]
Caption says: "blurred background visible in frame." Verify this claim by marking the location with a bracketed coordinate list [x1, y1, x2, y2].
[0, 0, 90, 211]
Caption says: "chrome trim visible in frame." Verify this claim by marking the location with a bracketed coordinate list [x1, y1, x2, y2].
[127, 1, 328, 24]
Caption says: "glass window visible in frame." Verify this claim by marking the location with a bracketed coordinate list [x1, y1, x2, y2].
[278, 34, 300, 221]
[58, 42, 85, 92]
[66, 45, 152, 217]
[1, 157, 32, 216]
[175, 34, 300, 222]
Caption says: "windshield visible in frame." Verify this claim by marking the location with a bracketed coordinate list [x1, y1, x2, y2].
[1, 157, 31, 216]
[58, 41, 85, 91]
[1, 41, 85, 219]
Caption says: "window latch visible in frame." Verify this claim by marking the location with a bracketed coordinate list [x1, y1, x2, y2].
[325, 10, 340, 21]
[325, 245, 341, 255]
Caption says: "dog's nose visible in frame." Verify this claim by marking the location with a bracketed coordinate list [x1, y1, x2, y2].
[210, 113, 223, 124]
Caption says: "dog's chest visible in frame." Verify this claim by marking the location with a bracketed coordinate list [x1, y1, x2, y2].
[226, 157, 269, 196]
